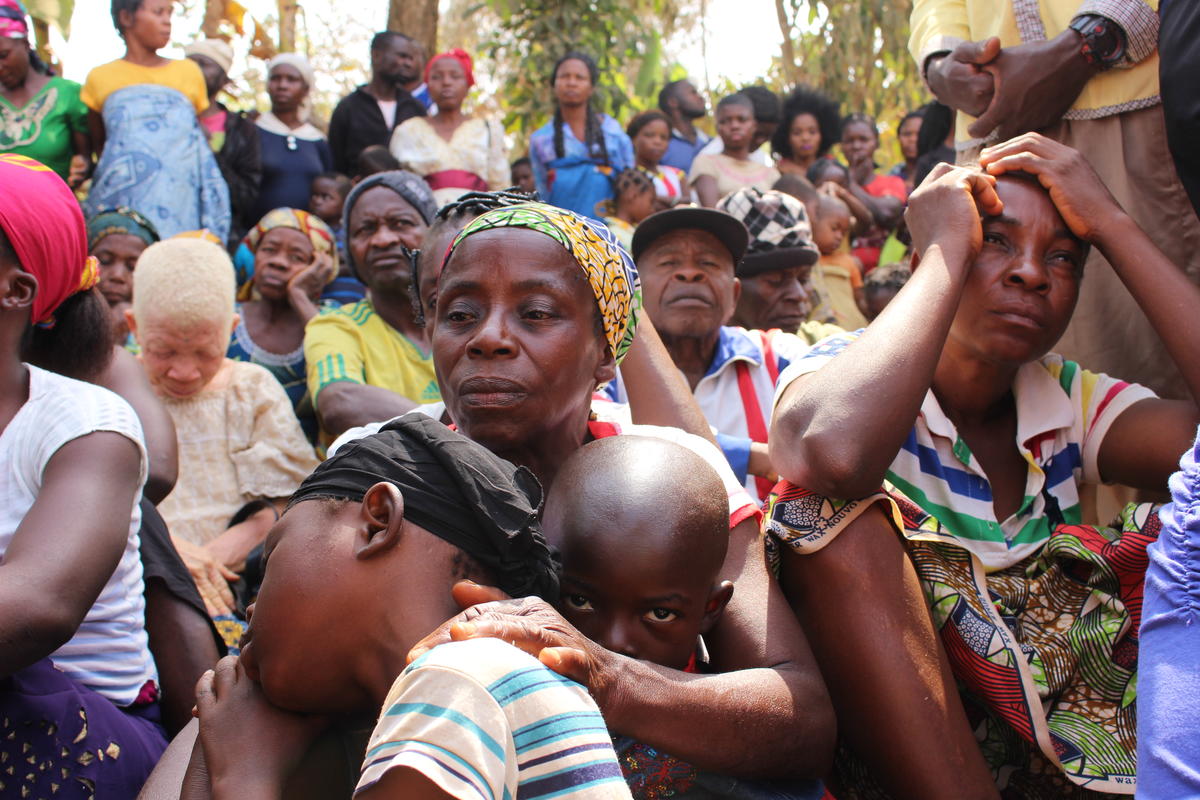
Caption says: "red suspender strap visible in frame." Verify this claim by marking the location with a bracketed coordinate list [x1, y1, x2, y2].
[735, 360, 773, 500]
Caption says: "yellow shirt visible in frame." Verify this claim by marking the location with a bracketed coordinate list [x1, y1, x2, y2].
[909, 0, 1161, 143]
[304, 298, 441, 421]
[81, 58, 209, 114]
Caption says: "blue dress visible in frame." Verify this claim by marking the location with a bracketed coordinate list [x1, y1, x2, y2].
[253, 125, 332, 222]
[529, 113, 633, 220]
[83, 84, 230, 241]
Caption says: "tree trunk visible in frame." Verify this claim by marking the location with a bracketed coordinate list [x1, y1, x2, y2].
[202, 0, 224, 38]
[278, 0, 298, 53]
[774, 0, 800, 84]
[388, 0, 438, 59]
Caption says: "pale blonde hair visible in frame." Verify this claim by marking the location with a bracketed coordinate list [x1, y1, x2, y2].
[131, 239, 236, 330]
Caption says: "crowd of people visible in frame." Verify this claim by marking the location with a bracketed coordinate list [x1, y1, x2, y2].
[2, 0, 1200, 798]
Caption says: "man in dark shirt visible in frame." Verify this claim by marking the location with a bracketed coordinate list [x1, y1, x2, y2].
[327, 32, 427, 175]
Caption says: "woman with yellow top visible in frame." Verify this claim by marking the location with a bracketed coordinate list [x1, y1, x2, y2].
[81, 0, 229, 241]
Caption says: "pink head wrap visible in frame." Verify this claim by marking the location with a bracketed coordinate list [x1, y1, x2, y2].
[0, 0, 28, 38]
[424, 48, 475, 88]
[0, 154, 98, 324]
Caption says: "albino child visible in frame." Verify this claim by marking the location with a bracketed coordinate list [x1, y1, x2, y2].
[127, 238, 317, 622]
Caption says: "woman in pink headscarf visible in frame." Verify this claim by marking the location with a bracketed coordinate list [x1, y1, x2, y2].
[0, 153, 169, 798]
[388, 49, 509, 205]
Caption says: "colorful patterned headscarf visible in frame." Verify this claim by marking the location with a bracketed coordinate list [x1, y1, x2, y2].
[244, 207, 338, 274]
[0, 0, 28, 39]
[0, 154, 97, 324]
[443, 202, 641, 364]
[87, 207, 160, 252]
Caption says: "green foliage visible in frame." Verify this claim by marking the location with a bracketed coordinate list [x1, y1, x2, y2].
[479, 0, 684, 149]
[774, 0, 929, 162]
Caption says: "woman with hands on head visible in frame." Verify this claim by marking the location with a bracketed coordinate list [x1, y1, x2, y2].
[767, 133, 1200, 798]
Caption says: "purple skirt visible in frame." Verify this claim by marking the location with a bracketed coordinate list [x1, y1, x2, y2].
[0, 658, 168, 799]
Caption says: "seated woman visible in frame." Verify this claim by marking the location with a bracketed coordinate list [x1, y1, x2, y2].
[0, 154, 167, 797]
[127, 238, 318, 624]
[768, 134, 1200, 798]
[227, 208, 337, 440]
[690, 93, 781, 207]
[409, 201, 834, 781]
[88, 206, 160, 348]
[389, 49, 508, 206]
[82, 0, 229, 241]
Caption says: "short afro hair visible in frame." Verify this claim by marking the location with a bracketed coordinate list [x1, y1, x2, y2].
[132, 238, 236, 331]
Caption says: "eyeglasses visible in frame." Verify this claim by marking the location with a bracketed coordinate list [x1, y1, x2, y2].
[286, 135, 297, 151]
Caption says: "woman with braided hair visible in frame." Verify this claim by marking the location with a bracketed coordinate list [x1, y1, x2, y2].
[529, 51, 634, 220]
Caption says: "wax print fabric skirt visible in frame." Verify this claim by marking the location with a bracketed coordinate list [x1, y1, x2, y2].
[83, 84, 230, 242]
[765, 483, 1157, 799]
[0, 658, 167, 799]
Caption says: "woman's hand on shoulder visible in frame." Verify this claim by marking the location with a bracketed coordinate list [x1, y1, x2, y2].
[904, 162, 1003, 266]
[407, 581, 618, 704]
[980, 133, 1124, 244]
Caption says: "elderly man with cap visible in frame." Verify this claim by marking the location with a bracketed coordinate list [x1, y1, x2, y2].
[608, 189, 822, 502]
[303, 171, 441, 445]
[185, 39, 262, 250]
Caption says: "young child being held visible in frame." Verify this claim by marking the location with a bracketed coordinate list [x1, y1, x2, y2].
[603, 168, 657, 252]
[127, 238, 317, 620]
[542, 436, 824, 799]
[809, 192, 868, 330]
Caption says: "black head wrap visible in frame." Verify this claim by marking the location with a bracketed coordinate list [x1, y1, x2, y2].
[288, 414, 559, 600]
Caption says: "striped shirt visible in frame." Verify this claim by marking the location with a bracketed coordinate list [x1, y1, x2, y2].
[774, 332, 1156, 570]
[356, 638, 631, 800]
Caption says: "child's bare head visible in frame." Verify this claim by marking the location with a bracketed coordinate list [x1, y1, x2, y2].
[812, 194, 851, 256]
[542, 436, 733, 670]
[129, 239, 236, 399]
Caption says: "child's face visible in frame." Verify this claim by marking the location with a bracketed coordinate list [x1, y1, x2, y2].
[123, 0, 173, 52]
[840, 120, 878, 167]
[134, 314, 232, 400]
[546, 517, 724, 670]
[863, 286, 898, 320]
[254, 227, 316, 301]
[813, 206, 850, 255]
[511, 163, 535, 194]
[716, 102, 755, 151]
[92, 233, 148, 308]
[623, 186, 656, 225]
[633, 119, 670, 166]
[309, 179, 345, 225]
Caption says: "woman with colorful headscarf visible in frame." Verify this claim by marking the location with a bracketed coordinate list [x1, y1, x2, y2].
[81, 0, 229, 241]
[410, 200, 835, 787]
[227, 207, 336, 439]
[88, 206, 159, 347]
[0, 0, 91, 183]
[0, 153, 169, 798]
[388, 49, 508, 206]
[253, 53, 332, 222]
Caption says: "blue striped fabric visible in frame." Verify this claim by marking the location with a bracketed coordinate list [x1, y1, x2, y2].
[355, 638, 631, 799]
